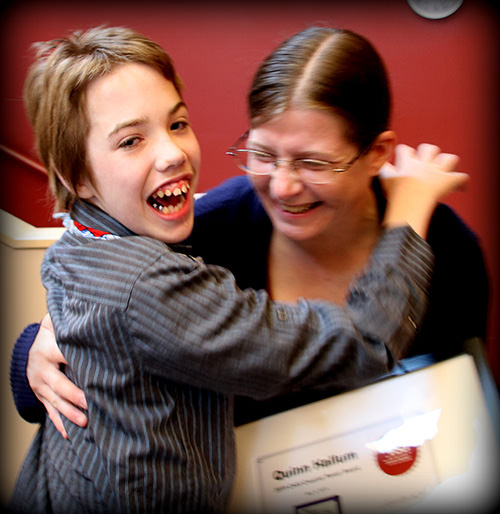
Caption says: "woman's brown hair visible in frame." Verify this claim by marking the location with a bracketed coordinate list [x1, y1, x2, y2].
[248, 27, 391, 152]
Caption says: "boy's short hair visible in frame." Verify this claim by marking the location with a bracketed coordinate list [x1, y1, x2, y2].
[24, 26, 183, 211]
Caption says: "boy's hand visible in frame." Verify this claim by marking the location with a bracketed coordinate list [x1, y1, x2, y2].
[380, 143, 469, 237]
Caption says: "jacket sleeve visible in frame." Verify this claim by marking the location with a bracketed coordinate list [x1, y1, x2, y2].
[10, 323, 45, 422]
[13, 224, 434, 417]
[125, 225, 434, 398]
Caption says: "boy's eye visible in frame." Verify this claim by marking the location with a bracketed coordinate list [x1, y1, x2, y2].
[171, 120, 189, 131]
[119, 136, 141, 149]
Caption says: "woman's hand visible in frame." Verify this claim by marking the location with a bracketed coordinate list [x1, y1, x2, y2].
[380, 143, 469, 237]
[27, 314, 88, 438]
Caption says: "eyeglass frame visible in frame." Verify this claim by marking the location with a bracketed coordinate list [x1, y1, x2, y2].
[226, 130, 366, 185]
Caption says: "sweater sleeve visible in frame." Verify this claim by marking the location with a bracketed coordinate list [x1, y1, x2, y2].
[9, 323, 46, 423]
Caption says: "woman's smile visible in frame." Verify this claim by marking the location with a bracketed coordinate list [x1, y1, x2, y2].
[277, 200, 323, 215]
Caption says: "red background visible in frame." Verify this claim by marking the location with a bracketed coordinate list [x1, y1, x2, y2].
[1, 0, 498, 381]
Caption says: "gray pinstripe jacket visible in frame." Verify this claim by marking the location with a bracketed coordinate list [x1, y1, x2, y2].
[10, 200, 433, 514]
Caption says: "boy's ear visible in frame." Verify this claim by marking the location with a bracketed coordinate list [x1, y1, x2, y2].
[54, 169, 77, 196]
[54, 168, 95, 200]
[366, 131, 396, 175]
[75, 177, 96, 200]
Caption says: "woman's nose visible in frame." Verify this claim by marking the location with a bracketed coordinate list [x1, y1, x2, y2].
[269, 165, 304, 198]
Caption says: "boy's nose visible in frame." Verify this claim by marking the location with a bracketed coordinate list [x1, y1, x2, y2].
[155, 137, 186, 172]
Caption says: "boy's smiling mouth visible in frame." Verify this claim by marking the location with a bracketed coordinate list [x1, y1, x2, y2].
[148, 180, 191, 214]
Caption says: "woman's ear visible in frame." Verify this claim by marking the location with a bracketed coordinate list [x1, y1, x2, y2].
[366, 131, 397, 175]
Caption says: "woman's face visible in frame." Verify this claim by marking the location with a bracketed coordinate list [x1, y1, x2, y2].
[247, 108, 386, 243]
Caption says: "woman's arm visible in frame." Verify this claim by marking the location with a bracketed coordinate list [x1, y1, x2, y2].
[10, 315, 88, 436]
[13, 143, 468, 435]
[10, 323, 44, 422]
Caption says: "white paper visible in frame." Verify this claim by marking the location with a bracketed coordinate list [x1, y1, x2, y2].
[229, 355, 499, 514]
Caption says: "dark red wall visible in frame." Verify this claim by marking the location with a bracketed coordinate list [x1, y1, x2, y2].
[1, 0, 498, 380]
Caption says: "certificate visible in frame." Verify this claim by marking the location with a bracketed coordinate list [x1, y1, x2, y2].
[229, 354, 500, 513]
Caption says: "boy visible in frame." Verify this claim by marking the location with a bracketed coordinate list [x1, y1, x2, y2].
[10, 26, 464, 513]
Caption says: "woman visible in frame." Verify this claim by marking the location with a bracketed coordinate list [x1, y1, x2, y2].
[11, 27, 486, 435]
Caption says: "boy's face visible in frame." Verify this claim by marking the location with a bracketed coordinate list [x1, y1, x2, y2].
[78, 62, 201, 243]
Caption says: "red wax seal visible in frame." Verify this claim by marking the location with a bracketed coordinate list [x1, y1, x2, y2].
[376, 446, 418, 476]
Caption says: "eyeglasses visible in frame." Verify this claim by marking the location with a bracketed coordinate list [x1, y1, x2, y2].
[226, 131, 363, 185]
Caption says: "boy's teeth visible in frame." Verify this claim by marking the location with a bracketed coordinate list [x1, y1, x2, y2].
[153, 182, 189, 199]
[153, 202, 185, 214]
[149, 181, 191, 214]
